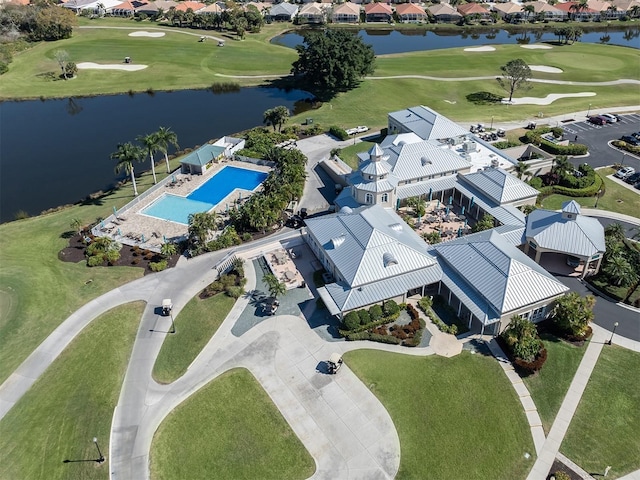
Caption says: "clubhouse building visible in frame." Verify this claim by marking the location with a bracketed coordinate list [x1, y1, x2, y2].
[306, 106, 605, 334]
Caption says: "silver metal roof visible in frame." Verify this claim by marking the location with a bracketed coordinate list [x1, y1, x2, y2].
[451, 181, 525, 227]
[526, 209, 606, 257]
[360, 159, 393, 176]
[493, 224, 526, 246]
[396, 176, 458, 200]
[388, 105, 470, 140]
[459, 168, 540, 205]
[433, 230, 568, 315]
[384, 141, 472, 182]
[562, 200, 581, 214]
[380, 132, 424, 148]
[305, 205, 439, 288]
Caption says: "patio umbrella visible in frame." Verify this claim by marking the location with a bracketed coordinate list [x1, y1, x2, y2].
[470, 197, 475, 208]
[449, 195, 453, 205]
[457, 227, 462, 237]
[163, 235, 167, 243]
[446, 206, 449, 215]
[100, 220, 104, 228]
[464, 219, 468, 227]
[428, 188, 433, 201]
[461, 206, 465, 215]
[226, 203, 229, 213]
[238, 192, 242, 201]
[117, 228, 122, 236]
[113, 206, 117, 215]
[437, 200, 440, 209]
[141, 234, 145, 243]
[172, 174, 177, 183]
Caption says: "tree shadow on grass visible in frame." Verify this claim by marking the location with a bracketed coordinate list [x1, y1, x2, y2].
[466, 91, 503, 105]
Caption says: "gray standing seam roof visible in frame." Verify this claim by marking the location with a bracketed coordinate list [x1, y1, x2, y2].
[459, 168, 540, 205]
[389, 105, 470, 140]
[384, 141, 472, 182]
[179, 145, 225, 167]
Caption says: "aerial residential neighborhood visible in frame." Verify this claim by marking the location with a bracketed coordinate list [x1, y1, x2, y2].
[0, 3, 639, 480]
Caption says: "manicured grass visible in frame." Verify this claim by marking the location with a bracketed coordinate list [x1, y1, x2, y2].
[523, 333, 587, 434]
[0, 162, 183, 385]
[337, 140, 376, 170]
[541, 168, 640, 217]
[150, 368, 316, 480]
[344, 350, 536, 479]
[0, 302, 143, 480]
[152, 293, 236, 384]
[561, 346, 640, 479]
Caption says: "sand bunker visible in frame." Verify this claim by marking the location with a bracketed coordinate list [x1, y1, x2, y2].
[529, 65, 564, 73]
[507, 92, 596, 105]
[520, 44, 553, 49]
[77, 62, 148, 71]
[128, 31, 165, 38]
[463, 46, 496, 52]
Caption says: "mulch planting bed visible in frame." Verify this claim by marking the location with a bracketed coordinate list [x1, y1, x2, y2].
[59, 233, 179, 275]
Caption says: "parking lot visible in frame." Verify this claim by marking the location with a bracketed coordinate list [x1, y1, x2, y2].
[560, 113, 640, 170]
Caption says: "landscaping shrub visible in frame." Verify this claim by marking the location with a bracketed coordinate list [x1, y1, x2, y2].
[383, 299, 400, 317]
[551, 471, 571, 480]
[149, 260, 168, 272]
[524, 129, 588, 155]
[493, 140, 521, 149]
[550, 292, 594, 339]
[87, 255, 103, 267]
[345, 332, 401, 344]
[514, 347, 548, 376]
[358, 309, 371, 326]
[369, 304, 383, 322]
[500, 315, 547, 374]
[417, 296, 433, 312]
[328, 126, 349, 141]
[225, 286, 244, 299]
[343, 311, 361, 331]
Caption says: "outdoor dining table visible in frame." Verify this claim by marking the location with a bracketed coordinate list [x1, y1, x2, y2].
[458, 215, 466, 221]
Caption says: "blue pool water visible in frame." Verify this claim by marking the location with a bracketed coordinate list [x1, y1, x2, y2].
[142, 166, 268, 224]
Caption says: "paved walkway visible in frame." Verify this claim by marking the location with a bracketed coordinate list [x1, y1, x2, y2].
[526, 327, 608, 480]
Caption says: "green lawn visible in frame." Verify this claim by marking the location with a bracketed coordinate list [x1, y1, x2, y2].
[561, 346, 640, 479]
[0, 302, 143, 480]
[150, 368, 315, 480]
[541, 168, 640, 218]
[337, 140, 376, 170]
[152, 293, 236, 384]
[523, 333, 587, 434]
[0, 160, 184, 385]
[344, 350, 535, 480]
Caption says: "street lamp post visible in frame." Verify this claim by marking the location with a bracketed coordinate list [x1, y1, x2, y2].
[93, 437, 105, 463]
[587, 103, 592, 117]
[607, 322, 619, 345]
[595, 189, 602, 208]
[170, 312, 176, 334]
[490, 116, 494, 130]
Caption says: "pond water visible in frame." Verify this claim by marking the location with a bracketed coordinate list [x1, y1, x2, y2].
[272, 26, 640, 54]
[0, 87, 310, 223]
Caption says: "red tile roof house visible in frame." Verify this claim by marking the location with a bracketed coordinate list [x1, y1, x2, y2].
[332, 1, 361, 23]
[364, 2, 393, 22]
[554, 1, 601, 20]
[174, 1, 206, 12]
[457, 2, 492, 21]
[395, 2, 427, 23]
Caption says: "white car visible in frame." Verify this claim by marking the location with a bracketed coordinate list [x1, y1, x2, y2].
[355, 125, 370, 133]
[614, 166, 635, 179]
[601, 113, 619, 123]
[345, 128, 357, 135]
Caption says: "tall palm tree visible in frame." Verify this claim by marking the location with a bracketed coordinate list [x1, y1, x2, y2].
[155, 126, 179, 173]
[137, 132, 161, 184]
[521, 4, 535, 22]
[112, 142, 145, 196]
[514, 161, 532, 180]
[603, 255, 635, 286]
[263, 273, 287, 299]
[630, 5, 640, 18]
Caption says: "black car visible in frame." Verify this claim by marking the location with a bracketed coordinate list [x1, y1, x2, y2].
[621, 135, 640, 146]
[625, 172, 640, 184]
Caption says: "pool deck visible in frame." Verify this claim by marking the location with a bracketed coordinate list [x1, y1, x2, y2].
[97, 160, 271, 250]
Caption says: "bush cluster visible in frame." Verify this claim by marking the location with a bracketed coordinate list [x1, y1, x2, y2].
[345, 332, 402, 344]
[328, 126, 349, 141]
[524, 128, 588, 155]
[416, 296, 461, 335]
[200, 266, 246, 299]
[500, 316, 547, 375]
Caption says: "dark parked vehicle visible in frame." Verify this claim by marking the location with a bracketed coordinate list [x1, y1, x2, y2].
[587, 116, 606, 125]
[621, 136, 640, 146]
[625, 172, 640, 184]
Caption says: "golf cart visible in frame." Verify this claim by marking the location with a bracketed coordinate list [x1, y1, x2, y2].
[262, 297, 280, 316]
[328, 353, 343, 374]
[162, 299, 173, 316]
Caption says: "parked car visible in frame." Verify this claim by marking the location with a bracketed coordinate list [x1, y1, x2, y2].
[625, 172, 640, 184]
[355, 125, 369, 133]
[621, 135, 640, 146]
[587, 116, 606, 125]
[345, 128, 357, 135]
[566, 255, 581, 268]
[601, 113, 619, 123]
[614, 166, 635, 179]
[632, 132, 640, 141]
[327, 353, 343, 374]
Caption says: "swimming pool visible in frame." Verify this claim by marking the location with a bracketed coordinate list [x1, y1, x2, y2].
[142, 166, 269, 224]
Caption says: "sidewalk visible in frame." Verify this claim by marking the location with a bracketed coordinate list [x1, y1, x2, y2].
[526, 327, 608, 480]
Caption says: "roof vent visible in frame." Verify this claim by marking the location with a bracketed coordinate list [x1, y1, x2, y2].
[383, 252, 398, 267]
[389, 223, 403, 232]
[491, 158, 500, 167]
[339, 206, 353, 214]
[421, 156, 432, 166]
[331, 234, 346, 248]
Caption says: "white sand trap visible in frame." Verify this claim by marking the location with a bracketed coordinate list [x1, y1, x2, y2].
[463, 46, 496, 52]
[520, 44, 553, 49]
[529, 65, 563, 73]
[507, 92, 596, 105]
[77, 62, 148, 71]
[128, 31, 165, 38]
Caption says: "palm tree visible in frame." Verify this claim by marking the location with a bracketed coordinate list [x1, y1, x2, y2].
[407, 196, 426, 220]
[606, 4, 617, 19]
[161, 242, 177, 258]
[603, 255, 635, 286]
[263, 106, 290, 132]
[112, 142, 145, 196]
[263, 273, 287, 299]
[70, 218, 82, 234]
[188, 212, 218, 248]
[605, 223, 626, 242]
[137, 132, 160, 184]
[521, 4, 535, 22]
[513, 161, 531, 180]
[630, 5, 640, 18]
[155, 126, 179, 173]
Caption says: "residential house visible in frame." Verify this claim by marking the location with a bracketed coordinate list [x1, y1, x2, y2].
[530, 1, 565, 21]
[297, 3, 329, 24]
[174, 1, 206, 12]
[364, 2, 393, 22]
[198, 3, 224, 15]
[332, 2, 361, 23]
[555, 1, 600, 20]
[395, 3, 427, 22]
[492, 1, 525, 22]
[267, 2, 298, 21]
[457, 2, 492, 21]
[428, 3, 462, 22]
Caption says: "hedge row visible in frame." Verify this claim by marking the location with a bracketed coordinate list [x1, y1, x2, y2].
[329, 125, 349, 141]
[338, 311, 400, 337]
[536, 174, 604, 199]
[524, 129, 588, 155]
[345, 332, 402, 344]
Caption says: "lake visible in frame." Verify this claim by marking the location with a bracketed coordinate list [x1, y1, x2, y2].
[272, 26, 640, 54]
[0, 87, 311, 223]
